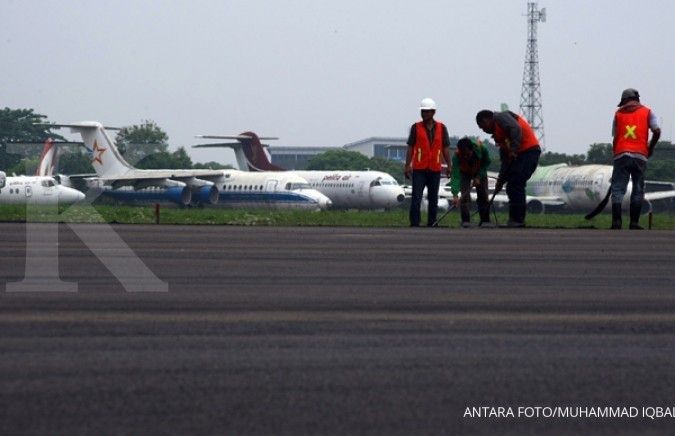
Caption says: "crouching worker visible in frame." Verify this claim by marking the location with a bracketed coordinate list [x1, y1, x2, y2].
[450, 137, 493, 227]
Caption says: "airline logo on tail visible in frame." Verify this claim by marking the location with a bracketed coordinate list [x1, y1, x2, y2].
[236, 131, 284, 171]
[89, 140, 107, 165]
[193, 132, 284, 172]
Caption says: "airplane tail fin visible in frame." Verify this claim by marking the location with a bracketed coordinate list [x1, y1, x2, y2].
[46, 122, 131, 178]
[36, 138, 57, 177]
[193, 132, 284, 172]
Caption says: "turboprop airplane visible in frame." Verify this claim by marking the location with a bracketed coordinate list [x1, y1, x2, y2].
[48, 122, 332, 210]
[192, 133, 406, 209]
[0, 139, 85, 205]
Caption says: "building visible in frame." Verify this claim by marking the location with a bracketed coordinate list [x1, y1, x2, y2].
[268, 138, 408, 170]
[268, 146, 339, 170]
[342, 137, 409, 162]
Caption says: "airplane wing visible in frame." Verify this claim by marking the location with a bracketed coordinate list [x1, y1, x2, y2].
[645, 191, 675, 202]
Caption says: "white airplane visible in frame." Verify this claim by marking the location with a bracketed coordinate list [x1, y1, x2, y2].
[192, 132, 407, 210]
[49, 122, 332, 210]
[0, 139, 85, 205]
[523, 163, 675, 213]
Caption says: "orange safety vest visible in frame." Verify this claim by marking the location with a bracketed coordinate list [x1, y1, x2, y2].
[412, 121, 444, 171]
[613, 105, 651, 157]
[492, 114, 539, 155]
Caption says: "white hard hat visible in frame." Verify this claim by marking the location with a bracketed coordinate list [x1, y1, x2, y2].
[419, 98, 436, 111]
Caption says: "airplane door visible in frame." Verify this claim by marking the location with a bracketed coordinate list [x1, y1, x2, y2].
[25, 186, 32, 198]
[265, 180, 278, 191]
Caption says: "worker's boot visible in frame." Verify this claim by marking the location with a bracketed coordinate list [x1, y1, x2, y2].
[611, 203, 622, 230]
[479, 205, 494, 227]
[507, 203, 525, 228]
[629, 202, 643, 230]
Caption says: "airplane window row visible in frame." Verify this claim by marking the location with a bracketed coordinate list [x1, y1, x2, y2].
[224, 185, 264, 191]
[311, 183, 354, 188]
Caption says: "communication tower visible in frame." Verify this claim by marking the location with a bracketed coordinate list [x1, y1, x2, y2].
[519, 2, 546, 149]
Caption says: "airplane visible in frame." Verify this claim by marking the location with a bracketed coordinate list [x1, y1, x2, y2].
[48, 122, 332, 210]
[0, 139, 86, 205]
[523, 163, 675, 213]
[192, 132, 407, 210]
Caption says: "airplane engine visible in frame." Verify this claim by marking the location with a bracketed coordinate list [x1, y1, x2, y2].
[527, 199, 545, 214]
[194, 185, 219, 205]
[167, 186, 193, 206]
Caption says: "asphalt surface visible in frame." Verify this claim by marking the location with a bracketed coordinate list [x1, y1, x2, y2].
[1, 222, 675, 435]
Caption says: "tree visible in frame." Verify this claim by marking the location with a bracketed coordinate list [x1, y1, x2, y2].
[306, 149, 372, 171]
[368, 157, 405, 184]
[192, 161, 233, 170]
[586, 143, 613, 164]
[539, 151, 586, 166]
[0, 107, 64, 171]
[58, 146, 95, 174]
[115, 120, 169, 165]
[136, 147, 195, 170]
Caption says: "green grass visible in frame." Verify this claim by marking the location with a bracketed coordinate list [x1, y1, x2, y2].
[2, 204, 675, 229]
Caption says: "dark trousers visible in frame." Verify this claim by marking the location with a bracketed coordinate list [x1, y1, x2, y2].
[460, 174, 489, 223]
[504, 148, 540, 220]
[610, 155, 646, 206]
[410, 169, 441, 227]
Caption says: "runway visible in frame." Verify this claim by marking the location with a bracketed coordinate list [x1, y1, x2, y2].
[1, 223, 675, 434]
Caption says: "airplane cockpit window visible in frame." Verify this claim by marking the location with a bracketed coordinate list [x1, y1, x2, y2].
[370, 178, 382, 187]
[286, 182, 311, 190]
[291, 183, 311, 190]
[41, 179, 56, 187]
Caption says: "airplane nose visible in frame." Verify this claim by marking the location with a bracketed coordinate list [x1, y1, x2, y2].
[59, 188, 85, 204]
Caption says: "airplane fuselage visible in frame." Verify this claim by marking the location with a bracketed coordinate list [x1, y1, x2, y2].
[88, 169, 332, 210]
[215, 170, 332, 210]
[292, 171, 405, 209]
[0, 174, 85, 205]
[527, 163, 664, 210]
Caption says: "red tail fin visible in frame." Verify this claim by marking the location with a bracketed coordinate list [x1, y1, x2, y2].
[238, 131, 285, 171]
[36, 138, 57, 176]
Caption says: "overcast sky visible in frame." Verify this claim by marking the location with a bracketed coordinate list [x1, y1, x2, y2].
[4, 0, 674, 166]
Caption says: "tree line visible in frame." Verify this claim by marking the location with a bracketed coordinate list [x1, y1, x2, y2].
[2, 107, 674, 184]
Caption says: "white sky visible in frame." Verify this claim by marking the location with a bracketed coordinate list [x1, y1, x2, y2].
[3, 0, 674, 166]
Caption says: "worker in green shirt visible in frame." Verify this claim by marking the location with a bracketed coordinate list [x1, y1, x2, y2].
[450, 137, 493, 227]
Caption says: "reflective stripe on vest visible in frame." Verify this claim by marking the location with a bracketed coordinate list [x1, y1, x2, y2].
[613, 105, 650, 157]
[493, 114, 539, 155]
[412, 121, 444, 171]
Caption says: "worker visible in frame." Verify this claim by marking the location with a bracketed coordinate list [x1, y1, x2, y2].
[475, 109, 541, 227]
[610, 88, 661, 229]
[404, 98, 452, 227]
[449, 137, 492, 227]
